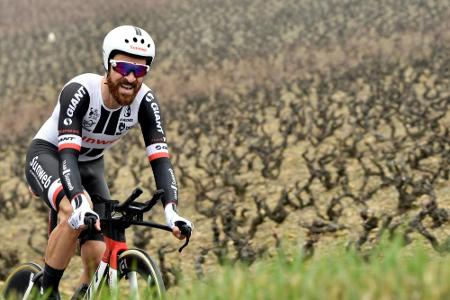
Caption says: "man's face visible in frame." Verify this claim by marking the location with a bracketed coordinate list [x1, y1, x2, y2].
[106, 53, 147, 106]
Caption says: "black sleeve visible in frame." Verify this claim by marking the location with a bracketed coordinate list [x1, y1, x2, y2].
[57, 82, 90, 200]
[139, 91, 178, 206]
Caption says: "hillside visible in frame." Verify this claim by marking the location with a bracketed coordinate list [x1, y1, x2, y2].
[0, 0, 449, 296]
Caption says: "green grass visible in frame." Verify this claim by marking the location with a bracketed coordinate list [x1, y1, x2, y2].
[170, 239, 450, 300]
[3, 238, 450, 300]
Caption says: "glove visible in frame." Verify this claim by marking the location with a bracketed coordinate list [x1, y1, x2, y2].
[164, 203, 194, 231]
[68, 194, 99, 230]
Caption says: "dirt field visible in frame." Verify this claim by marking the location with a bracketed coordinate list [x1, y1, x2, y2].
[0, 0, 449, 296]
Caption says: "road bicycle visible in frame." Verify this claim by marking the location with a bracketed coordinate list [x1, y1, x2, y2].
[2, 188, 191, 300]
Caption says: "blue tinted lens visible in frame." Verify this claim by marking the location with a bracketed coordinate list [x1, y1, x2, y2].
[113, 61, 148, 78]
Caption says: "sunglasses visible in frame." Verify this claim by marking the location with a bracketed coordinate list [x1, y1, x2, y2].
[109, 60, 150, 78]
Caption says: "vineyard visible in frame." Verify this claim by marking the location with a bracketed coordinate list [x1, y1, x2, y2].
[0, 0, 449, 296]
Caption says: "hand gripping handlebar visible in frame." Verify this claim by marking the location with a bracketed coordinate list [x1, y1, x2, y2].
[175, 220, 192, 252]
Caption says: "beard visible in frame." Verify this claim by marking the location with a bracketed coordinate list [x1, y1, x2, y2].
[106, 74, 142, 106]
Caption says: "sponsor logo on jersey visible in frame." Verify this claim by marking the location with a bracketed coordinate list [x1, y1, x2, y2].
[82, 136, 118, 145]
[120, 118, 133, 122]
[29, 156, 53, 189]
[64, 118, 72, 126]
[124, 106, 132, 117]
[168, 168, 178, 200]
[62, 160, 74, 191]
[146, 143, 169, 161]
[155, 144, 168, 151]
[59, 136, 75, 142]
[145, 93, 154, 102]
[116, 122, 133, 135]
[83, 108, 100, 130]
[150, 102, 164, 134]
[83, 119, 95, 129]
[59, 129, 80, 134]
[66, 86, 87, 118]
[58, 134, 82, 151]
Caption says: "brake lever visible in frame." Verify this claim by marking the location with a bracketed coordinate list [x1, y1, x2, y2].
[178, 235, 190, 253]
[175, 221, 192, 253]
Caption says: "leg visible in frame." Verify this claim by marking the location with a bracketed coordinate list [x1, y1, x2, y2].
[79, 240, 105, 284]
[41, 197, 79, 299]
[77, 157, 109, 285]
[44, 193, 99, 298]
[25, 140, 72, 298]
[45, 197, 80, 269]
[70, 239, 105, 300]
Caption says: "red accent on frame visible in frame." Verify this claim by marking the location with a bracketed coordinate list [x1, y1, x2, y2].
[102, 236, 128, 269]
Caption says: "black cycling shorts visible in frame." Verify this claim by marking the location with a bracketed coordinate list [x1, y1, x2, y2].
[25, 139, 109, 243]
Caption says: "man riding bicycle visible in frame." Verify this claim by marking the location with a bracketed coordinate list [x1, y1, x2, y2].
[24, 25, 193, 300]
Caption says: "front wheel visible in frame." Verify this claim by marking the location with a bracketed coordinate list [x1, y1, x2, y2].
[2, 262, 43, 300]
[116, 249, 166, 300]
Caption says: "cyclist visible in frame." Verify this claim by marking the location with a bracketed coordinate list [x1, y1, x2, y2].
[24, 25, 193, 299]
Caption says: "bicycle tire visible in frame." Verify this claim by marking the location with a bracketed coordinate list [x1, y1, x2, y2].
[2, 262, 42, 300]
[116, 249, 166, 300]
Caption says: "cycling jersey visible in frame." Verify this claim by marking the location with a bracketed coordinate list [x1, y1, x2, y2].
[32, 73, 178, 206]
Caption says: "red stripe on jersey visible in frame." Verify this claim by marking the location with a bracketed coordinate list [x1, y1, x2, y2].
[148, 152, 170, 161]
[52, 185, 64, 208]
[58, 143, 81, 151]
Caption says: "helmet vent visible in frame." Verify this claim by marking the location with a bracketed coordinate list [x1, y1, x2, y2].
[141, 39, 145, 44]
[125, 39, 129, 43]
[147, 44, 151, 48]
[133, 37, 138, 42]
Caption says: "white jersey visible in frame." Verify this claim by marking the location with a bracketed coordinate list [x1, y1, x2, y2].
[29, 72, 178, 206]
[34, 73, 165, 162]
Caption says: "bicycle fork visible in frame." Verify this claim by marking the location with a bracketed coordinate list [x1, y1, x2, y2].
[23, 273, 37, 300]
[85, 230, 129, 299]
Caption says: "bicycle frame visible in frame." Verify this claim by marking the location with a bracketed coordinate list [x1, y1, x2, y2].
[83, 189, 175, 299]
[83, 221, 126, 298]
[85, 240, 128, 299]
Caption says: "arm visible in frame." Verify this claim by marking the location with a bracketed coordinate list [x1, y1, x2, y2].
[57, 82, 98, 229]
[138, 91, 193, 236]
[138, 91, 178, 206]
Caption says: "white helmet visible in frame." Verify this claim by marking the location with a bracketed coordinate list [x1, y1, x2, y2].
[102, 25, 155, 71]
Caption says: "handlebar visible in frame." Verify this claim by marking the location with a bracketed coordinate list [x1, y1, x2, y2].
[114, 188, 165, 214]
[90, 188, 191, 252]
[115, 187, 143, 210]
